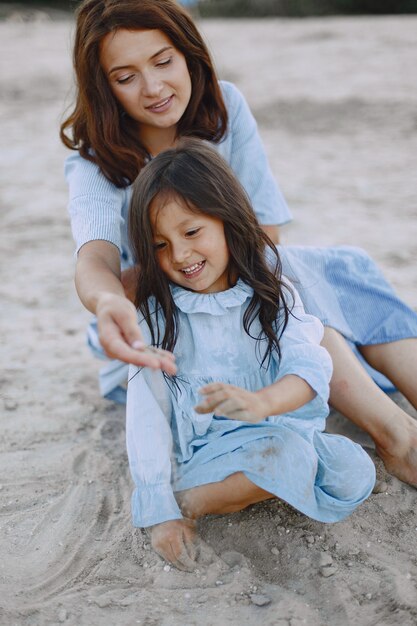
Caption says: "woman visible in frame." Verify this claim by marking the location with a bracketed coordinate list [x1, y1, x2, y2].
[61, 0, 417, 487]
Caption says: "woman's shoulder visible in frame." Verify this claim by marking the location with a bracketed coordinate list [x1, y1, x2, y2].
[64, 151, 122, 199]
[219, 80, 247, 111]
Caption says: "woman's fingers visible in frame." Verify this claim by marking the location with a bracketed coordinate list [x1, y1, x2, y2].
[98, 299, 177, 373]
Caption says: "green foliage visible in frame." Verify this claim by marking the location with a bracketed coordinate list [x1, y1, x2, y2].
[198, 0, 417, 17]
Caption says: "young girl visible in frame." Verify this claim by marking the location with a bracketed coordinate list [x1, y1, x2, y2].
[126, 139, 376, 570]
[61, 0, 417, 487]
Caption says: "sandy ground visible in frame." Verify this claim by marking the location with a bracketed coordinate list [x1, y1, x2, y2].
[1, 10, 417, 626]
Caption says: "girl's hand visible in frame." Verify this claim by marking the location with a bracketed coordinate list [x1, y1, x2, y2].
[195, 383, 268, 423]
[149, 518, 198, 572]
[96, 292, 176, 374]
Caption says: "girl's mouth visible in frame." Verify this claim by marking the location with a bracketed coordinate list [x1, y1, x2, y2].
[146, 96, 173, 113]
[181, 260, 205, 278]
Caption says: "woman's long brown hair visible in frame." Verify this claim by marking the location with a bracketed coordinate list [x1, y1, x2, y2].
[60, 0, 228, 187]
[129, 139, 293, 367]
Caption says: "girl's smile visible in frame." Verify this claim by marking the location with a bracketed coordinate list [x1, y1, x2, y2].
[100, 29, 192, 153]
[150, 197, 231, 294]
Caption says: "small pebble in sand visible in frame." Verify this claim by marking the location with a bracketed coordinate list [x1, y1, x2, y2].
[319, 553, 333, 567]
[348, 548, 360, 556]
[365, 593, 372, 600]
[163, 564, 171, 572]
[306, 536, 315, 545]
[347, 561, 354, 567]
[4, 399, 18, 411]
[372, 480, 388, 494]
[57, 608, 67, 622]
[320, 566, 338, 578]
[215, 580, 224, 586]
[250, 593, 272, 607]
[197, 594, 209, 604]
[271, 547, 280, 556]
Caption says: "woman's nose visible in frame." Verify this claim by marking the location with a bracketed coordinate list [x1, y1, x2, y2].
[141, 72, 163, 98]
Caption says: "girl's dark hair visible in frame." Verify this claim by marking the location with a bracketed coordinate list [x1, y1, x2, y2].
[129, 138, 293, 366]
[60, 0, 227, 188]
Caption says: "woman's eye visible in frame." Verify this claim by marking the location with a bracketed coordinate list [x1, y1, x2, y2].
[156, 57, 172, 68]
[116, 74, 134, 85]
[186, 228, 200, 237]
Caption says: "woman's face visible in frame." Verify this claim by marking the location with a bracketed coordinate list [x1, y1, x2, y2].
[100, 28, 192, 151]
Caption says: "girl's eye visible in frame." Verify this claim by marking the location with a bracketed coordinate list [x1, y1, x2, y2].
[154, 242, 167, 251]
[116, 74, 134, 85]
[185, 228, 200, 237]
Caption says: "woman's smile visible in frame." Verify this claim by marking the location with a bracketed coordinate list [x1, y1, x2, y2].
[100, 29, 192, 152]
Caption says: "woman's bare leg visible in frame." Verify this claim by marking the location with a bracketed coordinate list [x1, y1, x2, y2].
[322, 328, 417, 487]
[176, 472, 274, 519]
[359, 338, 417, 409]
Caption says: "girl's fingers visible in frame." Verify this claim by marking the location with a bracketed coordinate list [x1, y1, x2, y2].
[169, 542, 196, 572]
[199, 382, 228, 394]
[196, 390, 242, 414]
[226, 409, 258, 423]
[212, 397, 241, 416]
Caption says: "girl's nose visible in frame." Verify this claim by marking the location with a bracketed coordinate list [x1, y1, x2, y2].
[171, 242, 191, 265]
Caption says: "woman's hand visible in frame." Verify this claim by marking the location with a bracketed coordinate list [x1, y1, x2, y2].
[96, 292, 176, 373]
[149, 518, 198, 572]
[194, 382, 269, 423]
[121, 265, 140, 303]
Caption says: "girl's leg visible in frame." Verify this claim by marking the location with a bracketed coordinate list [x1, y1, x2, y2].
[322, 328, 417, 487]
[176, 472, 274, 519]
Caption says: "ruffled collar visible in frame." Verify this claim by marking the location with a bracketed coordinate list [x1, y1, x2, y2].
[170, 279, 253, 315]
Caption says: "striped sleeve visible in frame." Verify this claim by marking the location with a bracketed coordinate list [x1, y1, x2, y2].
[64, 152, 126, 254]
[219, 81, 293, 226]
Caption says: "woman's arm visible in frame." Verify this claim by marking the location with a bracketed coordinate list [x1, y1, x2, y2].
[76, 240, 176, 372]
[261, 224, 280, 244]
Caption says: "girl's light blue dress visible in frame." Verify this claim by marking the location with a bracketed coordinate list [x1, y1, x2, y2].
[126, 281, 376, 527]
[65, 80, 417, 402]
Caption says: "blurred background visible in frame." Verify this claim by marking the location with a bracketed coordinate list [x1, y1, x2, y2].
[1, 0, 417, 19]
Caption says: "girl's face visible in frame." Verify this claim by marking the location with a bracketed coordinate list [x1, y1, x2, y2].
[151, 196, 231, 294]
[100, 28, 192, 152]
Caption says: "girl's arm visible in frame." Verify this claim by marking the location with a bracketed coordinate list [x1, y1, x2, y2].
[196, 282, 332, 422]
[127, 366, 198, 571]
[195, 375, 315, 423]
[76, 240, 176, 372]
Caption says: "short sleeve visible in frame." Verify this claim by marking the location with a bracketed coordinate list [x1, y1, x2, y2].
[64, 152, 127, 254]
[218, 81, 293, 227]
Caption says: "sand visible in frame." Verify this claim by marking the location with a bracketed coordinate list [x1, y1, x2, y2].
[0, 10, 416, 626]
